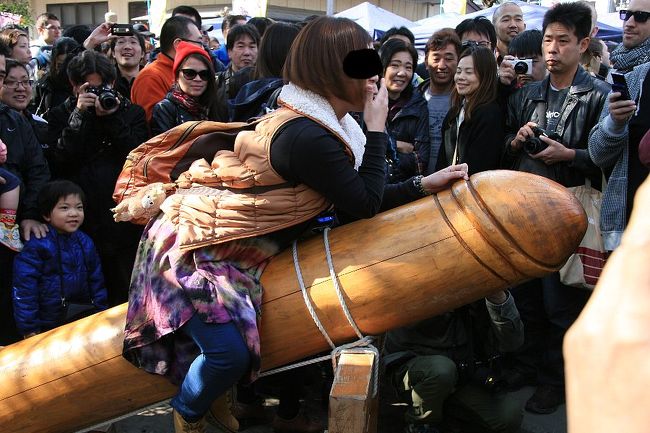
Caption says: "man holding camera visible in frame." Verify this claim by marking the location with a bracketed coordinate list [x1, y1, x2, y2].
[47, 50, 148, 305]
[383, 291, 524, 433]
[502, 2, 609, 414]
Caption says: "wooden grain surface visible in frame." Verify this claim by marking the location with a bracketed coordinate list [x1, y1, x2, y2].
[0, 171, 587, 433]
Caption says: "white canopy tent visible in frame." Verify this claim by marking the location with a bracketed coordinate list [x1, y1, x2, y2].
[410, 0, 622, 49]
[335, 2, 415, 36]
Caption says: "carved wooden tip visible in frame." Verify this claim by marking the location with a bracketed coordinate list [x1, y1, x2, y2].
[458, 170, 588, 268]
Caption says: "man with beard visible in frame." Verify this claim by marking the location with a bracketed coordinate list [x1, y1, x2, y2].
[610, 0, 650, 72]
[416, 29, 461, 173]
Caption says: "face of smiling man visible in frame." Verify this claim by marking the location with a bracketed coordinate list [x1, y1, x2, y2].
[427, 43, 459, 94]
[113, 35, 143, 69]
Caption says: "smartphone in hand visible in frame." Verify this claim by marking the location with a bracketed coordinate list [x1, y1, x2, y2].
[611, 72, 631, 100]
[111, 24, 133, 37]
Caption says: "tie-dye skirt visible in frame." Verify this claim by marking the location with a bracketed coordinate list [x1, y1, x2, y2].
[122, 213, 281, 384]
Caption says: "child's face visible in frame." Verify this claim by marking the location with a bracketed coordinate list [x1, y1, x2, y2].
[44, 194, 84, 234]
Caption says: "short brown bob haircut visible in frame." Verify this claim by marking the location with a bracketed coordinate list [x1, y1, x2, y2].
[284, 16, 372, 105]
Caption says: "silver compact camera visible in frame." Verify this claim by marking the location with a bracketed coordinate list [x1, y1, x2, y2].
[512, 58, 534, 75]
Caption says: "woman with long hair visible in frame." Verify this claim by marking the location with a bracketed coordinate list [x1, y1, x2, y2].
[379, 38, 430, 183]
[150, 41, 218, 136]
[32, 37, 81, 118]
[230, 22, 300, 122]
[436, 45, 504, 174]
[121, 16, 468, 433]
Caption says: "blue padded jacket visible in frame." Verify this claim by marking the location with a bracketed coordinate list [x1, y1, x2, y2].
[12, 227, 108, 335]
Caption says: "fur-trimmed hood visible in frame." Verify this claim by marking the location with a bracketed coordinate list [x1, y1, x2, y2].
[278, 83, 366, 170]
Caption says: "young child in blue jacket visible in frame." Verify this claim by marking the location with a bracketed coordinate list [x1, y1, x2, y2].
[13, 180, 108, 338]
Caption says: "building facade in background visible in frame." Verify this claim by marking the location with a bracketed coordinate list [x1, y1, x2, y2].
[28, 0, 443, 28]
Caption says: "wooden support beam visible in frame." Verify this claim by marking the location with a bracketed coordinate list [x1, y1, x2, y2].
[328, 351, 377, 433]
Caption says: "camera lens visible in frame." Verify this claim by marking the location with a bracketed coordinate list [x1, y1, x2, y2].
[98, 91, 118, 110]
[514, 61, 528, 74]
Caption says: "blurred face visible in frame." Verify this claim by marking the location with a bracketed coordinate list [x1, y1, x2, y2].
[514, 54, 547, 86]
[209, 39, 220, 50]
[427, 43, 458, 91]
[40, 19, 62, 44]
[175, 23, 203, 48]
[387, 34, 412, 45]
[44, 194, 84, 234]
[223, 19, 247, 40]
[461, 31, 492, 50]
[11, 35, 32, 65]
[455, 55, 480, 97]
[53, 53, 66, 74]
[366, 75, 379, 98]
[72, 72, 107, 96]
[0, 66, 32, 111]
[622, 0, 650, 49]
[228, 34, 257, 72]
[0, 55, 5, 88]
[599, 40, 610, 67]
[543, 23, 589, 76]
[177, 57, 209, 97]
[113, 36, 143, 68]
[384, 51, 414, 99]
[495, 4, 525, 44]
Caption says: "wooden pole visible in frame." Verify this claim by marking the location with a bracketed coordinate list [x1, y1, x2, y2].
[328, 351, 377, 433]
[0, 171, 587, 433]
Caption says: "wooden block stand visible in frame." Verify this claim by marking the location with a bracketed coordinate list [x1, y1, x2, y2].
[327, 351, 378, 433]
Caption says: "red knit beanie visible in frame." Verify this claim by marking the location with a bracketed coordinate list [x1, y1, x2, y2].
[173, 41, 212, 77]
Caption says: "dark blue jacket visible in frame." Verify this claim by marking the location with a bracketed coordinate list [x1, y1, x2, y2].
[386, 90, 431, 183]
[12, 227, 108, 335]
[229, 77, 283, 122]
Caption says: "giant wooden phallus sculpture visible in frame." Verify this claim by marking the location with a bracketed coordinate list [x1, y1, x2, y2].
[0, 171, 586, 433]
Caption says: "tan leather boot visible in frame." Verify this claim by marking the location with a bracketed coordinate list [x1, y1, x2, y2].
[205, 388, 239, 432]
[173, 409, 206, 433]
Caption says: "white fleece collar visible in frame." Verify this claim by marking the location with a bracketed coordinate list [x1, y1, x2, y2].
[278, 83, 366, 170]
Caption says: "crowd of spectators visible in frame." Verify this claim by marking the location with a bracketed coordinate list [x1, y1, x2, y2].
[0, 1, 649, 432]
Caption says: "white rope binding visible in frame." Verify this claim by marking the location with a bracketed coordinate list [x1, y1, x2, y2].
[260, 229, 379, 398]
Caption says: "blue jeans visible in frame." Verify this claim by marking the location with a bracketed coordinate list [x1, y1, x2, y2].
[170, 314, 250, 422]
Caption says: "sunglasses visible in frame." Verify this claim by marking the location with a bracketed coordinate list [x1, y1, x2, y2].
[180, 68, 211, 81]
[619, 9, 650, 23]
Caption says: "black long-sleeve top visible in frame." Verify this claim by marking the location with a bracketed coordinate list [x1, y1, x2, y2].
[270, 117, 422, 225]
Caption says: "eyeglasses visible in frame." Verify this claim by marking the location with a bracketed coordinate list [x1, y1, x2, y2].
[619, 9, 650, 23]
[180, 69, 211, 81]
[179, 37, 208, 48]
[3, 79, 34, 89]
[461, 40, 491, 49]
[45, 25, 63, 31]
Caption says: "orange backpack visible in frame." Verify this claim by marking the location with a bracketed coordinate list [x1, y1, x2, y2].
[112, 120, 258, 212]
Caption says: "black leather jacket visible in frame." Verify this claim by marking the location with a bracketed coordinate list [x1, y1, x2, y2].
[151, 94, 202, 137]
[503, 67, 610, 187]
[385, 90, 430, 182]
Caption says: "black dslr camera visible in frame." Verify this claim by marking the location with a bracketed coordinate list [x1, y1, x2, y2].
[523, 126, 561, 155]
[87, 85, 119, 110]
[458, 357, 505, 394]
